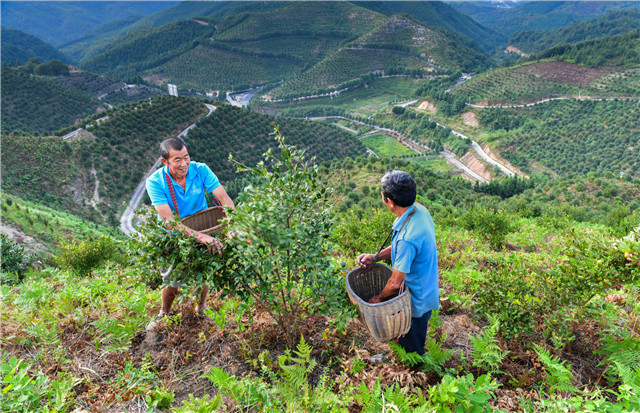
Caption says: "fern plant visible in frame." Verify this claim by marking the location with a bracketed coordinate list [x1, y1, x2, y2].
[203, 336, 348, 412]
[596, 335, 640, 393]
[356, 380, 418, 413]
[389, 339, 455, 375]
[469, 316, 509, 374]
[533, 344, 578, 396]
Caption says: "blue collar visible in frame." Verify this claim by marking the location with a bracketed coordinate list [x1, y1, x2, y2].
[392, 204, 416, 232]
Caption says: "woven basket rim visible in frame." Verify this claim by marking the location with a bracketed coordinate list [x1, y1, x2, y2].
[345, 263, 410, 308]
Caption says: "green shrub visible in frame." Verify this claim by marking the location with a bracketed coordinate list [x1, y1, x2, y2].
[55, 236, 119, 276]
[332, 207, 394, 261]
[225, 126, 342, 348]
[1, 234, 32, 284]
[462, 205, 513, 250]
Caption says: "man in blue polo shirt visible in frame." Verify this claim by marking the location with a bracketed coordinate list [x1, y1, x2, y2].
[357, 170, 438, 357]
[146, 137, 235, 321]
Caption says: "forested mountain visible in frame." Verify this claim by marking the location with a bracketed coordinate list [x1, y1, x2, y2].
[1, 27, 73, 65]
[534, 29, 640, 68]
[59, 1, 286, 61]
[450, 1, 639, 37]
[81, 19, 217, 81]
[0, 1, 176, 47]
[0, 66, 102, 135]
[356, 1, 506, 52]
[509, 9, 640, 54]
[269, 15, 491, 99]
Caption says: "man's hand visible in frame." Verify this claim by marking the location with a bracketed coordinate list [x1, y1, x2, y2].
[357, 253, 376, 269]
[196, 233, 223, 255]
[368, 294, 382, 304]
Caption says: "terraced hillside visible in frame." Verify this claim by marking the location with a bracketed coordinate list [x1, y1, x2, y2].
[2, 96, 206, 225]
[183, 104, 366, 186]
[1, 66, 101, 135]
[452, 62, 639, 105]
[269, 16, 490, 99]
[483, 99, 639, 179]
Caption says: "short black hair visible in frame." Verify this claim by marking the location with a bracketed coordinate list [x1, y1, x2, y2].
[160, 137, 187, 160]
[381, 170, 416, 207]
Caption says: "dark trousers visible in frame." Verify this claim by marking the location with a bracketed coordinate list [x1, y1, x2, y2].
[398, 310, 432, 355]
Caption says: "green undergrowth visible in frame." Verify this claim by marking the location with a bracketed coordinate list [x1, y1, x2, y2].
[2, 156, 640, 412]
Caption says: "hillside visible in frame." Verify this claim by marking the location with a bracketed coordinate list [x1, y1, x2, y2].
[1, 27, 73, 65]
[60, 2, 285, 61]
[357, 1, 506, 52]
[509, 9, 640, 54]
[2, 97, 365, 226]
[1, 96, 206, 225]
[183, 104, 366, 189]
[0, 66, 101, 135]
[451, 30, 640, 105]
[0, 1, 176, 48]
[1, 153, 638, 411]
[450, 0, 639, 38]
[477, 99, 639, 180]
[268, 15, 490, 99]
[81, 19, 216, 81]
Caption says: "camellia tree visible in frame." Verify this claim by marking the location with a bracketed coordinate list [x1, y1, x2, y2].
[224, 126, 343, 348]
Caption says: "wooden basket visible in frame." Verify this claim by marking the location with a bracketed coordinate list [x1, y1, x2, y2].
[180, 206, 227, 236]
[345, 264, 412, 342]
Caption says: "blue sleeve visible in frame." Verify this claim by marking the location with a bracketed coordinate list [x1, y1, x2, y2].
[394, 240, 416, 274]
[146, 176, 169, 206]
[199, 163, 220, 193]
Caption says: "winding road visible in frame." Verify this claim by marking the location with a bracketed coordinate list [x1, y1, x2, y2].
[119, 103, 216, 236]
[309, 116, 490, 183]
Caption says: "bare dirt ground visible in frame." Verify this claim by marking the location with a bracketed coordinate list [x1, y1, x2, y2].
[460, 151, 492, 181]
[513, 61, 611, 87]
[461, 111, 479, 128]
[143, 74, 169, 87]
[0, 222, 48, 256]
[482, 145, 529, 178]
[417, 101, 437, 113]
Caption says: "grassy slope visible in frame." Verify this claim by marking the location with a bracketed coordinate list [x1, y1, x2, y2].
[1, 157, 638, 411]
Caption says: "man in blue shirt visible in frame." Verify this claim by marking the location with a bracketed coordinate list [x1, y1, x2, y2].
[146, 137, 235, 320]
[357, 170, 439, 356]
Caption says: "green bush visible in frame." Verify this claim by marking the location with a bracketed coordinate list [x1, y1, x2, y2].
[55, 236, 119, 276]
[225, 126, 342, 348]
[130, 212, 226, 291]
[332, 207, 394, 261]
[1, 234, 32, 284]
[462, 205, 513, 250]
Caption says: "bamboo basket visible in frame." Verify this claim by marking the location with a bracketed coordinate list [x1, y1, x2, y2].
[180, 206, 227, 236]
[346, 264, 412, 342]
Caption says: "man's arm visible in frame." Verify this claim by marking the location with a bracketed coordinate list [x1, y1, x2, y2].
[212, 185, 235, 211]
[357, 246, 391, 268]
[154, 204, 223, 254]
[369, 268, 406, 304]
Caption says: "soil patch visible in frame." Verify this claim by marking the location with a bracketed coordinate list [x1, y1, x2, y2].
[417, 100, 437, 113]
[143, 74, 169, 87]
[482, 144, 528, 178]
[513, 61, 611, 87]
[461, 111, 479, 128]
[461, 151, 492, 181]
[0, 222, 48, 256]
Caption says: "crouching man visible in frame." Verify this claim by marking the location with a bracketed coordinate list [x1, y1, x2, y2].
[357, 170, 439, 356]
[145, 137, 235, 327]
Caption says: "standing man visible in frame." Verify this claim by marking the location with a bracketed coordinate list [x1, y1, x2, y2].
[145, 137, 235, 321]
[357, 170, 438, 357]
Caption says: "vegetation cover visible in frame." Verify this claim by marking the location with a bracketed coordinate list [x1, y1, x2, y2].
[1, 27, 73, 66]
[1, 154, 639, 411]
[509, 9, 640, 55]
[0, 66, 100, 135]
